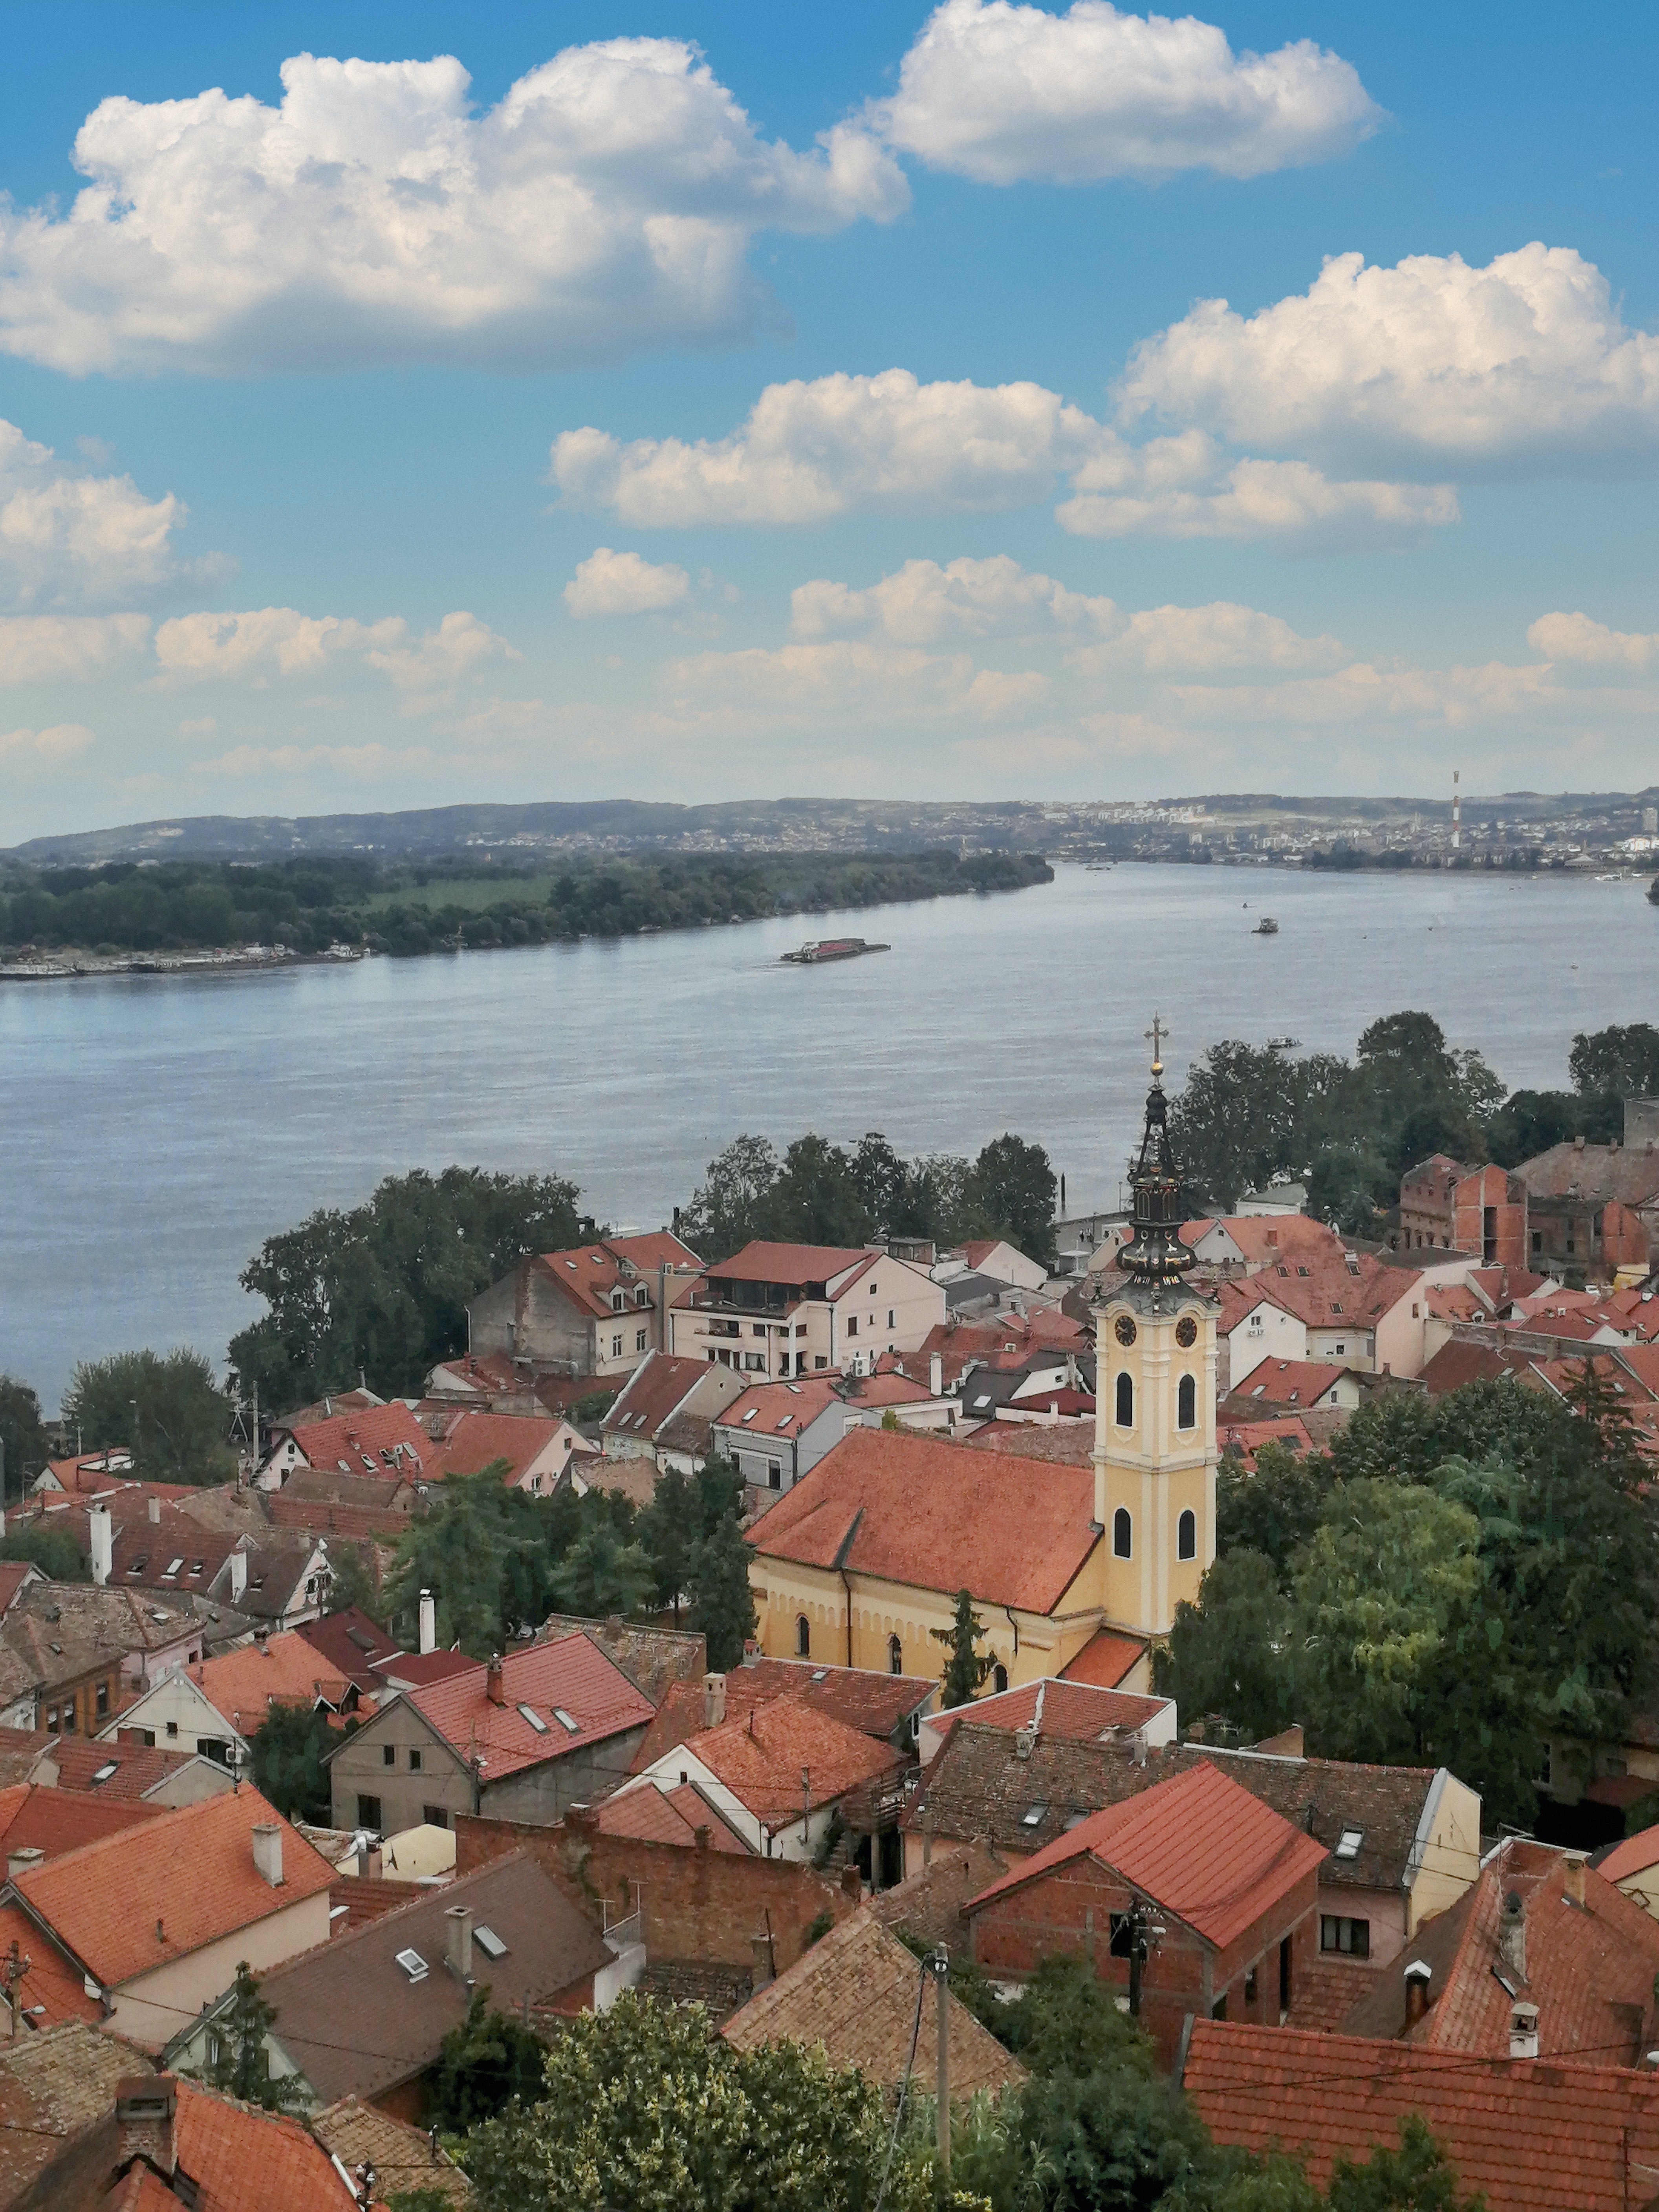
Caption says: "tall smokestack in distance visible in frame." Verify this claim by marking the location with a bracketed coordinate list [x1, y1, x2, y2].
[1452, 768, 1461, 851]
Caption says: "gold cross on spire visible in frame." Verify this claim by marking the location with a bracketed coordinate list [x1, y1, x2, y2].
[1144, 1014, 1168, 1074]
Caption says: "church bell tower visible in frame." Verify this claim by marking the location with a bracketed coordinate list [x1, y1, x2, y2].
[1092, 1020, 1217, 1638]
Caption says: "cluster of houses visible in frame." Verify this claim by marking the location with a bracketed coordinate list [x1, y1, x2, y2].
[4, 1072, 1659, 2208]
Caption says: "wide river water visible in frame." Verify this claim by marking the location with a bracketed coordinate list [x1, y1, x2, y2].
[3, 862, 1654, 1411]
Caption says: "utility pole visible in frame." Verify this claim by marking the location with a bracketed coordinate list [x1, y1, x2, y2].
[1125, 1898, 1162, 2019]
[801, 1765, 811, 1848]
[0, 1941, 29, 2039]
[931, 1947, 950, 2178]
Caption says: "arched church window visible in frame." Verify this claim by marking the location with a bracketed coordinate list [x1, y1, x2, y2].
[1178, 1508, 1198, 1561]
[992, 1663, 1009, 1694]
[1112, 1507, 1132, 1559]
[795, 1614, 810, 1657]
[1177, 1373, 1197, 1430]
[888, 1633, 903, 1675]
[1115, 1372, 1134, 1427]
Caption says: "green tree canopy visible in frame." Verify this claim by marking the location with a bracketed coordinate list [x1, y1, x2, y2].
[964, 1135, 1058, 1265]
[689, 1512, 758, 1671]
[1569, 1022, 1659, 1099]
[0, 1524, 87, 1583]
[430, 1987, 551, 2133]
[188, 1962, 309, 2114]
[1154, 1551, 1293, 1747]
[249, 1702, 352, 1824]
[0, 1378, 49, 1501]
[933, 1589, 995, 1708]
[229, 1166, 589, 1409]
[60, 1348, 234, 1485]
[1217, 1443, 1332, 1580]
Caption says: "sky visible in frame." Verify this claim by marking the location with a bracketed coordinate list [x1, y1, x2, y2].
[1, 0, 1657, 839]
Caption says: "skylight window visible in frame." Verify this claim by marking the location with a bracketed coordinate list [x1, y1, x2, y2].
[811, 1669, 828, 1683]
[775, 1417, 793, 1431]
[162, 1557, 184, 1577]
[91, 1762, 118, 1784]
[474, 1926, 508, 1959]
[553, 1708, 580, 1734]
[395, 1948, 429, 1983]
[741, 1409, 758, 1423]
[1335, 1829, 1363, 1859]
[517, 1703, 549, 1734]
[1020, 1804, 1049, 1828]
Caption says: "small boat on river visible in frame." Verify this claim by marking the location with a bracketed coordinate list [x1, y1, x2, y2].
[1252, 917, 1280, 936]
[780, 938, 890, 965]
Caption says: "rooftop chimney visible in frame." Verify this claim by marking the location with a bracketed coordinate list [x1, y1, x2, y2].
[419, 1590, 436, 1657]
[88, 1506, 112, 1588]
[1132, 1729, 1148, 1769]
[485, 1655, 505, 1707]
[228, 1550, 246, 1604]
[703, 1673, 726, 1728]
[147, 1495, 161, 1525]
[1499, 1889, 1526, 1983]
[929, 1352, 943, 1397]
[1404, 1961, 1432, 2027]
[445, 1904, 473, 1985]
[116, 2077, 177, 2179]
[251, 1822, 283, 1888]
[749, 1930, 775, 1990]
[6, 1847, 43, 1882]
[1563, 1851, 1587, 1905]
[1509, 1999, 1540, 2060]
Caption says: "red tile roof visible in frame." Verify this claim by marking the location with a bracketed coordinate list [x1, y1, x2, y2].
[649, 1695, 901, 1825]
[294, 1607, 402, 1688]
[1595, 1820, 1659, 1886]
[0, 1781, 161, 1860]
[0, 1899, 103, 2026]
[12, 1788, 334, 1990]
[1218, 1414, 1317, 1468]
[1184, 2020, 1659, 2212]
[632, 1660, 934, 1776]
[715, 1379, 843, 1441]
[370, 1648, 476, 1690]
[938, 1677, 1168, 1745]
[1254, 1252, 1421, 1332]
[421, 1409, 569, 1485]
[702, 1242, 875, 1287]
[168, 2075, 353, 2212]
[841, 1371, 935, 1408]
[969, 1761, 1326, 1952]
[604, 1351, 715, 1437]
[1231, 1357, 1360, 1408]
[537, 1232, 702, 1318]
[37, 1738, 209, 1801]
[749, 1427, 1100, 1615]
[1058, 1631, 1147, 1689]
[189, 1632, 352, 1735]
[595, 1778, 752, 1852]
[406, 1632, 654, 1783]
[281, 1402, 430, 1479]
[0, 1564, 36, 1617]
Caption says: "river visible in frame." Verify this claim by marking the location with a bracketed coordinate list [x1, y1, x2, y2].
[2, 862, 1654, 1411]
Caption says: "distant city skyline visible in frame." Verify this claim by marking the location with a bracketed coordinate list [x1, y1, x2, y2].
[1, 0, 1657, 837]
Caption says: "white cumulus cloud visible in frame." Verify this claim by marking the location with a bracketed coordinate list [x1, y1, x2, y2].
[874, 0, 1379, 184]
[153, 606, 514, 700]
[791, 555, 1119, 643]
[0, 46, 906, 376]
[1527, 610, 1659, 670]
[565, 548, 690, 618]
[0, 612, 150, 683]
[0, 721, 94, 760]
[0, 420, 208, 612]
[1119, 244, 1659, 476]
[553, 369, 1104, 525]
[1058, 449, 1458, 544]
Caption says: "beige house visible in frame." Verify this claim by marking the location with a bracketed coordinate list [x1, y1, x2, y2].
[4, 1787, 335, 2048]
[670, 1242, 945, 1381]
[468, 1232, 703, 1379]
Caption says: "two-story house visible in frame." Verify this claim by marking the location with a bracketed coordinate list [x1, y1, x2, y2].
[467, 1232, 703, 1380]
[670, 1242, 945, 1381]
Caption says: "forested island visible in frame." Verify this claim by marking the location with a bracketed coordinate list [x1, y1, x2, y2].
[0, 847, 1052, 969]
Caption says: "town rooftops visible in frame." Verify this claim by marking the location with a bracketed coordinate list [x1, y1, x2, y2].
[593, 1777, 752, 1853]
[1231, 1357, 1362, 1408]
[421, 1407, 581, 1486]
[1058, 1630, 1149, 1688]
[645, 1694, 901, 1825]
[277, 1400, 430, 1479]
[961, 1419, 1094, 1465]
[1594, 1818, 1659, 1890]
[35, 1735, 218, 1802]
[8, 1787, 333, 1992]
[968, 1760, 1327, 1952]
[603, 1350, 723, 1439]
[247, 1850, 612, 2106]
[714, 1378, 844, 1440]
[1516, 1140, 1659, 1207]
[185, 1630, 353, 1734]
[294, 1606, 403, 1688]
[630, 1657, 934, 1774]
[0, 1780, 161, 1861]
[0, 2021, 152, 2206]
[0, 1581, 214, 1690]
[748, 1426, 1100, 1616]
[1339, 1837, 1659, 2063]
[402, 1631, 655, 1782]
[536, 1231, 702, 1318]
[924, 1677, 1170, 1757]
[534, 1613, 707, 1707]
[311, 2095, 469, 2208]
[1183, 2020, 1659, 2212]
[722, 1907, 1025, 2097]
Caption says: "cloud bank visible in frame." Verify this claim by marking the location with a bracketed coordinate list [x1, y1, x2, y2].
[0, 421, 213, 612]
[564, 548, 690, 618]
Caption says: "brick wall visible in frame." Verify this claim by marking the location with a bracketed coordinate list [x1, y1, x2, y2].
[455, 1809, 862, 1972]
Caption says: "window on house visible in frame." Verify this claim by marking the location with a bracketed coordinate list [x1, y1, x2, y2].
[752, 1324, 767, 1338]
[422, 1805, 449, 1829]
[1115, 1372, 1133, 1426]
[1177, 1509, 1197, 1562]
[409, 1748, 422, 1771]
[1211, 1995, 1227, 2021]
[95, 1681, 110, 1718]
[1334, 1829, 1364, 1859]
[1320, 1915, 1370, 1957]
[887, 1310, 895, 1329]
[1113, 1508, 1132, 1560]
[768, 1461, 782, 1490]
[357, 1794, 383, 1831]
[992, 1663, 1008, 1693]
[888, 1634, 903, 1674]
[846, 1317, 859, 1338]
[45, 1707, 58, 1731]
[1109, 1912, 1133, 1957]
[1020, 1802, 1048, 1828]
[382, 1743, 396, 1767]
[1177, 1374, 1196, 1430]
[611, 1290, 624, 1311]
[1532, 1232, 1542, 1254]
[635, 1287, 649, 1307]
[796, 1615, 811, 1657]
[636, 1330, 648, 1353]
[814, 1356, 828, 1369]
[744, 1353, 765, 1371]
[612, 1334, 624, 1357]
[1244, 1965, 1258, 2005]
[165, 1721, 178, 1739]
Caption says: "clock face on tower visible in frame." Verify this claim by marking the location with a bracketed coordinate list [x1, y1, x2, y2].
[1114, 1315, 1137, 1346]
[1175, 1315, 1198, 1348]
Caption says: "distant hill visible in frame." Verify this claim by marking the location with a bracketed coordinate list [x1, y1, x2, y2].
[9, 787, 1659, 865]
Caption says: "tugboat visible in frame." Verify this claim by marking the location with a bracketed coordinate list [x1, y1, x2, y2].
[1266, 1035, 1301, 1051]
[1252, 916, 1279, 936]
[780, 938, 890, 965]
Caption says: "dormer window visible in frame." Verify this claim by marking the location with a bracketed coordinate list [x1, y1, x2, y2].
[611, 1290, 625, 1312]
[635, 1286, 649, 1307]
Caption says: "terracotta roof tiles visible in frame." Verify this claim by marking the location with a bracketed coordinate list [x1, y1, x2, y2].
[406, 1632, 654, 1782]
[281, 1402, 430, 1480]
[0, 1781, 161, 1860]
[594, 1778, 751, 1852]
[189, 1631, 352, 1735]
[647, 1695, 900, 1825]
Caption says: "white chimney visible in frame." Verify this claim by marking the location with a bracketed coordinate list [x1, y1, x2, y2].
[1509, 2000, 1539, 2060]
[251, 1822, 284, 1888]
[445, 1904, 473, 1984]
[228, 1551, 247, 1603]
[703, 1672, 726, 1727]
[929, 1352, 943, 1397]
[147, 1495, 161, 1525]
[419, 1590, 436, 1656]
[1498, 1889, 1526, 1982]
[88, 1506, 113, 1587]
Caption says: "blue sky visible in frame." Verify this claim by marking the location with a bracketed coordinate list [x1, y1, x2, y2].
[1, 0, 1656, 837]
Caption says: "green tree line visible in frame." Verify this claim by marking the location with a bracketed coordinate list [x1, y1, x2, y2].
[1166, 1013, 1658, 1227]
[0, 849, 1050, 960]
